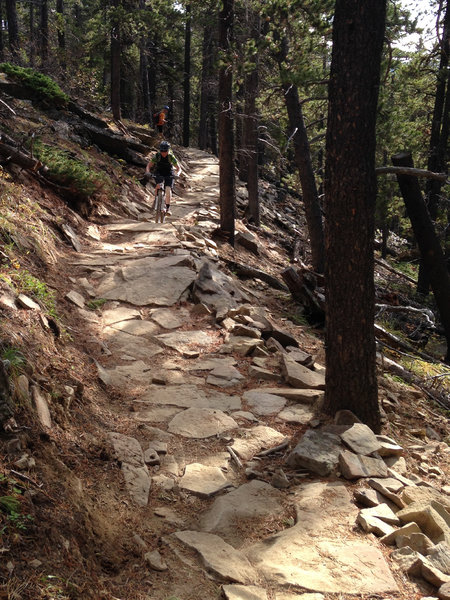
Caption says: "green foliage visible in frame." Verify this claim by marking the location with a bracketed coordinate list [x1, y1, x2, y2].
[86, 298, 107, 311]
[34, 142, 111, 201]
[0, 346, 27, 377]
[0, 269, 57, 318]
[0, 63, 69, 106]
[0, 474, 33, 534]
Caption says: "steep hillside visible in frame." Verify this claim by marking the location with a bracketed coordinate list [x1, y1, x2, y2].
[0, 82, 449, 600]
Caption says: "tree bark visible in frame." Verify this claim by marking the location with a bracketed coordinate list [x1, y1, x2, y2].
[198, 23, 216, 152]
[392, 152, 450, 363]
[110, 0, 122, 121]
[277, 36, 325, 274]
[418, 0, 450, 294]
[243, 14, 260, 226]
[324, 0, 386, 432]
[183, 3, 191, 147]
[218, 0, 235, 244]
[5, 0, 19, 59]
[56, 0, 66, 73]
[0, 0, 4, 62]
[39, 0, 49, 66]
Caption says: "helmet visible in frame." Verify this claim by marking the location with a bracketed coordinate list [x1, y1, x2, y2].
[163, 105, 170, 110]
[159, 141, 170, 151]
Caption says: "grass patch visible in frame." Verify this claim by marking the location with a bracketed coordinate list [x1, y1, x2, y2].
[0, 62, 69, 106]
[86, 298, 107, 311]
[0, 268, 57, 317]
[33, 142, 111, 201]
[0, 474, 33, 534]
[0, 345, 27, 377]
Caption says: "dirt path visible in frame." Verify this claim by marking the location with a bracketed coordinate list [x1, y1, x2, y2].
[64, 148, 446, 600]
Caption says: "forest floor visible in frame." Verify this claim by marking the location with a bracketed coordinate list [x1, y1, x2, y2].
[0, 93, 449, 600]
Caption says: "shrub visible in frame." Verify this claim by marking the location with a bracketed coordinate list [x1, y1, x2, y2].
[0, 62, 69, 107]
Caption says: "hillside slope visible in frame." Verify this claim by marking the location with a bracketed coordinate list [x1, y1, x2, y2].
[0, 87, 449, 600]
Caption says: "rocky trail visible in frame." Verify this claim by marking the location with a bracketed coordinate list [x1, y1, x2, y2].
[23, 147, 450, 600]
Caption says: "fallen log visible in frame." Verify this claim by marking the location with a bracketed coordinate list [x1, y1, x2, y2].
[281, 266, 325, 320]
[375, 324, 437, 363]
[375, 257, 417, 285]
[0, 138, 48, 174]
[375, 304, 436, 329]
[376, 165, 448, 181]
[223, 259, 289, 291]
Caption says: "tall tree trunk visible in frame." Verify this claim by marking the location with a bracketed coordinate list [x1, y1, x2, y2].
[277, 36, 325, 274]
[56, 0, 66, 74]
[324, 0, 386, 432]
[183, 3, 191, 147]
[138, 0, 151, 124]
[418, 0, 450, 294]
[243, 15, 260, 226]
[5, 0, 19, 59]
[40, 0, 49, 66]
[218, 0, 235, 243]
[0, 1, 4, 62]
[110, 0, 121, 121]
[29, 1, 35, 67]
[392, 152, 450, 363]
[199, 24, 215, 150]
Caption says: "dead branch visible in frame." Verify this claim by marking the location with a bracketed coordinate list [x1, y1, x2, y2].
[223, 259, 288, 291]
[375, 166, 447, 182]
[375, 324, 438, 363]
[378, 353, 449, 409]
[226, 445, 243, 470]
[0, 138, 47, 174]
[375, 304, 436, 329]
[375, 257, 417, 285]
[0, 98, 16, 115]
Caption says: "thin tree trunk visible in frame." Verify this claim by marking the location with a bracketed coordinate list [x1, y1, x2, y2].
[392, 152, 450, 363]
[418, 0, 450, 294]
[324, 0, 386, 432]
[199, 24, 214, 150]
[40, 0, 49, 66]
[218, 0, 235, 244]
[183, 3, 191, 147]
[5, 0, 19, 59]
[29, 1, 35, 67]
[243, 15, 260, 226]
[277, 36, 325, 274]
[0, 1, 4, 62]
[56, 0, 66, 73]
[110, 0, 121, 121]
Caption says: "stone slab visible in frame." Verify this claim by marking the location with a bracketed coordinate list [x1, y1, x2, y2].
[222, 585, 268, 600]
[277, 405, 316, 424]
[168, 408, 238, 438]
[231, 426, 287, 461]
[180, 463, 231, 497]
[174, 530, 258, 584]
[139, 385, 241, 411]
[243, 390, 286, 416]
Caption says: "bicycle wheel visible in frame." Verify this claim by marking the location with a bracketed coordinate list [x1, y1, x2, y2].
[155, 188, 165, 223]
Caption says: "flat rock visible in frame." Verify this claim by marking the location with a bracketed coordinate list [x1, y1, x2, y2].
[277, 404, 316, 424]
[168, 408, 238, 438]
[207, 364, 244, 387]
[286, 430, 341, 476]
[220, 336, 265, 356]
[180, 463, 231, 497]
[357, 513, 395, 537]
[149, 307, 190, 329]
[258, 388, 324, 405]
[98, 360, 154, 387]
[154, 330, 216, 353]
[101, 306, 141, 325]
[247, 480, 399, 594]
[231, 426, 287, 461]
[339, 450, 388, 479]
[340, 423, 382, 456]
[281, 355, 325, 389]
[242, 390, 286, 416]
[107, 319, 159, 337]
[187, 357, 237, 371]
[65, 290, 85, 308]
[200, 480, 283, 540]
[359, 503, 400, 525]
[17, 294, 41, 310]
[174, 530, 258, 584]
[396, 500, 450, 544]
[139, 385, 241, 411]
[401, 485, 450, 512]
[31, 386, 52, 428]
[96, 261, 196, 306]
[381, 522, 422, 546]
[222, 585, 268, 600]
[133, 406, 183, 423]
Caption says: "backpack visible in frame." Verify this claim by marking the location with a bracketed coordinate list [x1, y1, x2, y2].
[152, 111, 159, 127]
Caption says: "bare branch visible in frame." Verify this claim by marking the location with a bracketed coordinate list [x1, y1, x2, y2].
[376, 166, 448, 181]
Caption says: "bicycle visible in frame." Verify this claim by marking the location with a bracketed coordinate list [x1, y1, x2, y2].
[153, 176, 167, 224]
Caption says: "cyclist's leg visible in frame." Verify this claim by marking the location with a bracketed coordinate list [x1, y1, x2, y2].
[154, 175, 164, 209]
[165, 175, 174, 214]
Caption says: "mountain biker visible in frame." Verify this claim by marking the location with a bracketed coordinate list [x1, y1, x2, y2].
[154, 105, 170, 135]
[145, 141, 181, 216]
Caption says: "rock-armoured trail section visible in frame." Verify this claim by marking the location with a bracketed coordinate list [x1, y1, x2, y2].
[63, 149, 450, 600]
